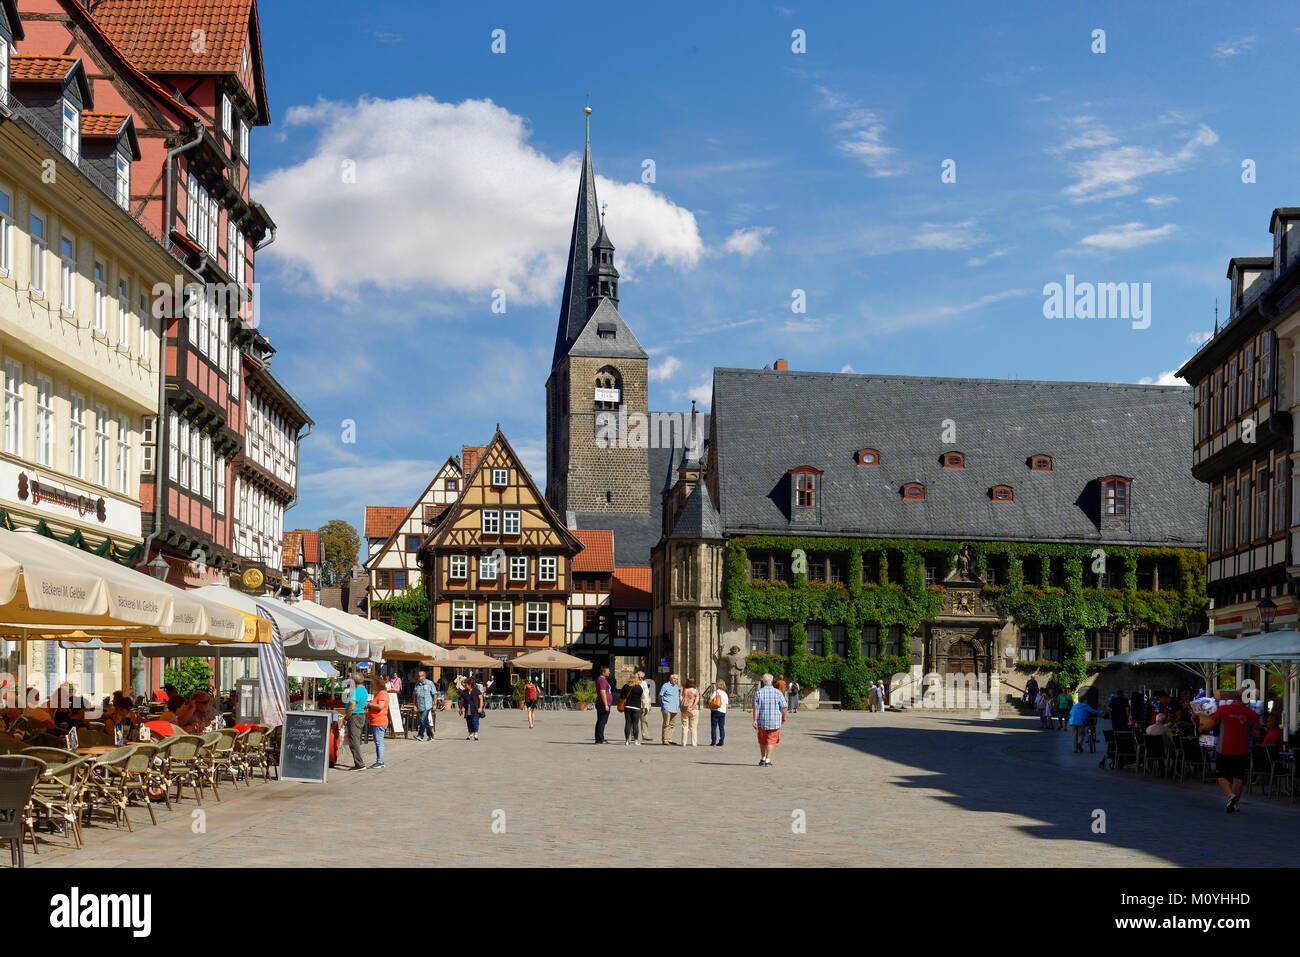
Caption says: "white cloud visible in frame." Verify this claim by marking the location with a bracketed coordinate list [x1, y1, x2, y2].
[823, 218, 986, 258]
[723, 226, 774, 258]
[1079, 222, 1177, 250]
[1139, 371, 1189, 387]
[680, 376, 713, 408]
[840, 364, 856, 373]
[1061, 122, 1218, 202]
[862, 288, 1027, 333]
[1188, 330, 1213, 346]
[1215, 36, 1254, 58]
[816, 87, 903, 177]
[968, 248, 1009, 267]
[1143, 194, 1178, 207]
[650, 355, 682, 381]
[259, 96, 703, 301]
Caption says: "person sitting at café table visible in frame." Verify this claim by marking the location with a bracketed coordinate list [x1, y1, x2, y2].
[157, 695, 184, 725]
[104, 696, 139, 741]
[1261, 713, 1284, 748]
[0, 707, 32, 738]
[178, 691, 219, 733]
[1145, 712, 1173, 741]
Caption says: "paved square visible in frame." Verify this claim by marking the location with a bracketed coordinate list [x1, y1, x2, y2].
[23, 708, 1300, 867]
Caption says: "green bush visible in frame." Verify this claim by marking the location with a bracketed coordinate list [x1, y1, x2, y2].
[572, 678, 598, 703]
[164, 659, 213, 697]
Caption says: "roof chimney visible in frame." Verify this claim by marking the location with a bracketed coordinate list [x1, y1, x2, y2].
[461, 444, 485, 477]
[774, 358, 788, 371]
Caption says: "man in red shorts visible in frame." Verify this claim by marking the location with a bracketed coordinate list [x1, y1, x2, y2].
[751, 672, 787, 767]
[1211, 690, 1261, 813]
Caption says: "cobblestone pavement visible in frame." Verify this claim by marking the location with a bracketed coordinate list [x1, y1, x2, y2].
[23, 708, 1300, 867]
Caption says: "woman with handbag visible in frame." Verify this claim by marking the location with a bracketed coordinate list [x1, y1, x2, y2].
[619, 675, 644, 745]
[460, 676, 485, 741]
[707, 680, 728, 746]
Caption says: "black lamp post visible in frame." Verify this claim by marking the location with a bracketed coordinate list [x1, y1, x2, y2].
[1258, 596, 1277, 634]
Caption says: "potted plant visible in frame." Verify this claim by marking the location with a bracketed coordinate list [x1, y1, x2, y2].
[511, 674, 526, 709]
[572, 677, 597, 711]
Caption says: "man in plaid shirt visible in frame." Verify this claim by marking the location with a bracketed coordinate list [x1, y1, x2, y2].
[751, 673, 788, 766]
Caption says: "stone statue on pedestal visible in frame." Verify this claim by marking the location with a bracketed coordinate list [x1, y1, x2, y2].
[715, 645, 751, 699]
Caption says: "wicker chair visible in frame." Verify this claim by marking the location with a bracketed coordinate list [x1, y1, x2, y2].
[28, 756, 92, 850]
[76, 727, 116, 748]
[0, 757, 41, 867]
[119, 743, 164, 825]
[81, 746, 138, 831]
[20, 747, 79, 765]
[204, 729, 243, 790]
[161, 735, 209, 806]
[240, 727, 271, 783]
[265, 726, 281, 780]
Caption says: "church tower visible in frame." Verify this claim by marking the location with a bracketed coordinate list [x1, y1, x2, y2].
[546, 118, 650, 516]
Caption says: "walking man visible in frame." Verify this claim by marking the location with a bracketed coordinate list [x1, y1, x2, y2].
[659, 673, 681, 744]
[788, 679, 800, 715]
[1211, 690, 1261, 813]
[1067, 695, 1101, 753]
[594, 666, 612, 744]
[345, 673, 369, 771]
[752, 673, 787, 766]
[413, 669, 437, 742]
[639, 671, 656, 741]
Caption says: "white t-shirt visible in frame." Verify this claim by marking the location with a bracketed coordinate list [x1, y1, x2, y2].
[709, 689, 729, 714]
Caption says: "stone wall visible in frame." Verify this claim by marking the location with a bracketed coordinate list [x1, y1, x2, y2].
[561, 355, 649, 514]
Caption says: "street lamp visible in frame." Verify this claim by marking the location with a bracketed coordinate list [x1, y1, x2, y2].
[1258, 596, 1277, 634]
[146, 555, 170, 582]
[286, 566, 301, 601]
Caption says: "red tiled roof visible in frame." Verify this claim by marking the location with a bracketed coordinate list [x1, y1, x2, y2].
[11, 55, 78, 81]
[365, 506, 407, 540]
[611, 566, 651, 609]
[280, 530, 300, 564]
[571, 529, 614, 572]
[90, 0, 254, 74]
[301, 531, 320, 564]
[81, 112, 128, 137]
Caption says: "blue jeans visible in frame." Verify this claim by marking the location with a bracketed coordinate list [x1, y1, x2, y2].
[710, 710, 725, 744]
[417, 707, 434, 739]
[373, 725, 386, 764]
[465, 712, 480, 734]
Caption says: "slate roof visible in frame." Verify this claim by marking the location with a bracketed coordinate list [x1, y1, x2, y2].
[364, 506, 406, 540]
[566, 297, 647, 360]
[570, 412, 710, 565]
[670, 481, 723, 539]
[710, 368, 1204, 547]
[571, 529, 614, 572]
[552, 142, 601, 370]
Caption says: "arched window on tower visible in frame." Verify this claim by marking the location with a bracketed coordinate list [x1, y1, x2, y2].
[594, 366, 622, 411]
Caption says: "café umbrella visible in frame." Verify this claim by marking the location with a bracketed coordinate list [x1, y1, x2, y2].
[293, 599, 446, 661]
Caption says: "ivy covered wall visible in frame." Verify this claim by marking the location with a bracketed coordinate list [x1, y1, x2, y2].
[725, 535, 1207, 706]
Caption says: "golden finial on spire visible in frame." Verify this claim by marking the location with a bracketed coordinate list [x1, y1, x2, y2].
[584, 94, 592, 142]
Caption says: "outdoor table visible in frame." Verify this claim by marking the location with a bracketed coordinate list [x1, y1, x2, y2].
[76, 746, 116, 756]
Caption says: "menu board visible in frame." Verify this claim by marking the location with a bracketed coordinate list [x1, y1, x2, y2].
[279, 710, 331, 783]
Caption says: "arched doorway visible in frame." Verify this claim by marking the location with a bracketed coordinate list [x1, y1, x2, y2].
[946, 640, 979, 675]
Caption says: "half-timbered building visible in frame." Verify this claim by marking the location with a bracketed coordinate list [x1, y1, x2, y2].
[365, 455, 462, 614]
[419, 430, 582, 658]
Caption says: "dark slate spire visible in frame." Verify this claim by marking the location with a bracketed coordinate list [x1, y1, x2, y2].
[586, 217, 619, 315]
[552, 140, 601, 370]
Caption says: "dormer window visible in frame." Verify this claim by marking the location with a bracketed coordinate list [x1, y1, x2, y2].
[903, 483, 925, 500]
[790, 467, 820, 508]
[596, 322, 616, 339]
[1100, 476, 1131, 516]
[992, 485, 1013, 502]
[942, 452, 964, 469]
[857, 448, 880, 466]
[62, 100, 79, 162]
[115, 154, 130, 210]
[1030, 455, 1052, 471]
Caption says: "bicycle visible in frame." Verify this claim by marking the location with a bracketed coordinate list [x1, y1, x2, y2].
[1084, 720, 1098, 754]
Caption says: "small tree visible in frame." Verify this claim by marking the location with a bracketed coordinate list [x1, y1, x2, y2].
[317, 519, 361, 587]
[164, 659, 213, 697]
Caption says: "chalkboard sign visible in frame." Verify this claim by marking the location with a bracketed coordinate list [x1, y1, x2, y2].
[279, 710, 331, 783]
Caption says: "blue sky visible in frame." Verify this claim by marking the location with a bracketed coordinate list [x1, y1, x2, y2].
[250, 0, 1299, 534]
